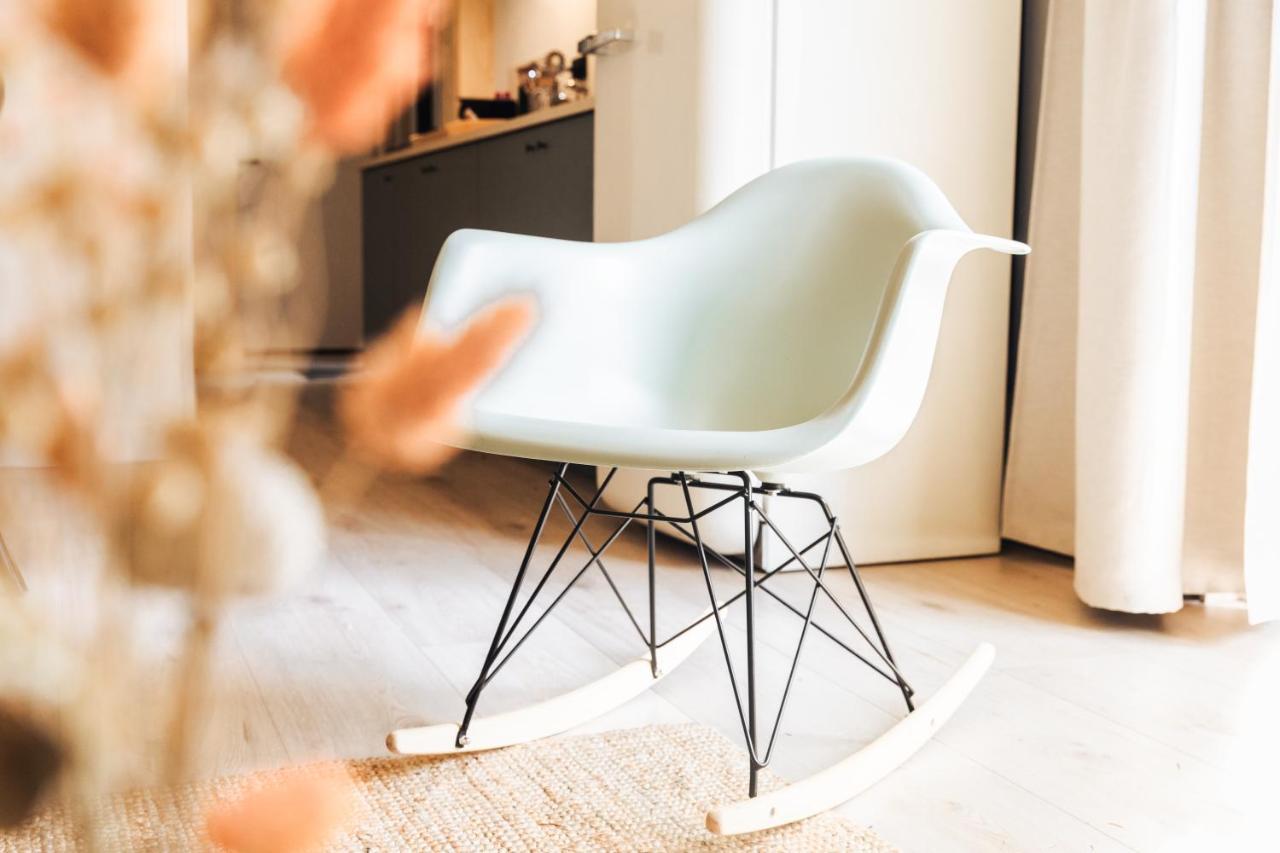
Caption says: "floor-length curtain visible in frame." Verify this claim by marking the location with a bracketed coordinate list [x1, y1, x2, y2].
[1003, 0, 1280, 623]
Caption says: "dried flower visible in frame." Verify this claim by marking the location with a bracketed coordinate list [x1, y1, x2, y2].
[281, 0, 443, 152]
[205, 765, 357, 853]
[339, 296, 537, 473]
[0, 0, 513, 836]
[0, 703, 65, 828]
[41, 0, 141, 79]
[119, 428, 325, 599]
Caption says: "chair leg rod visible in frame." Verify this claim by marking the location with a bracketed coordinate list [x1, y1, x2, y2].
[479, 505, 640, 690]
[755, 506, 911, 689]
[777, 488, 915, 709]
[731, 471, 761, 798]
[679, 476, 760, 767]
[760, 524, 834, 765]
[659, 517, 899, 686]
[832, 523, 914, 712]
[457, 464, 568, 746]
[0, 529, 24, 594]
[484, 468, 621, 670]
[647, 477, 660, 677]
[554, 492, 649, 648]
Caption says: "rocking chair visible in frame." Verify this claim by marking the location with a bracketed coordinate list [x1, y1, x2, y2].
[386, 158, 1029, 835]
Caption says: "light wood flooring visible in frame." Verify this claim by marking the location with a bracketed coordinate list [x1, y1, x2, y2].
[5, 403, 1279, 852]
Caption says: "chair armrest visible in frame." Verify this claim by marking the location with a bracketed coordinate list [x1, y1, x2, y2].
[786, 228, 1029, 471]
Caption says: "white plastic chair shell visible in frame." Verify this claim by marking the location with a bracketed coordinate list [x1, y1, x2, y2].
[420, 157, 1028, 477]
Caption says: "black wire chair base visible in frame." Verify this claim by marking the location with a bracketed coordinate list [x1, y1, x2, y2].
[456, 465, 916, 799]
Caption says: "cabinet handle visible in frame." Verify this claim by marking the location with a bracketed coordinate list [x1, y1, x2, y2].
[382, 174, 393, 183]
[524, 140, 550, 153]
[420, 163, 438, 174]
[524, 142, 537, 153]
[536, 140, 549, 150]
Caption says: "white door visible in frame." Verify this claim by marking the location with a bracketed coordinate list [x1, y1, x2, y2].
[587, 1, 1022, 565]
[591, 0, 773, 241]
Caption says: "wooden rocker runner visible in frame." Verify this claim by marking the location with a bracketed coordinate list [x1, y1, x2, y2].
[386, 158, 1028, 835]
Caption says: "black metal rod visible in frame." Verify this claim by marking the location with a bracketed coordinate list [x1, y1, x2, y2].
[650, 530, 828, 648]
[559, 474, 742, 524]
[485, 468, 620, 666]
[656, 516, 900, 686]
[647, 477, 660, 677]
[480, 506, 637, 689]
[774, 488, 915, 707]
[553, 492, 649, 648]
[456, 464, 568, 745]
[832, 522, 915, 711]
[732, 471, 761, 798]
[754, 503, 910, 686]
[762, 523, 834, 763]
[679, 475, 761, 766]
[652, 523, 828, 645]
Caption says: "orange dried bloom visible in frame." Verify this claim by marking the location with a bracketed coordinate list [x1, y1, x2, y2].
[43, 0, 141, 78]
[205, 765, 357, 853]
[339, 296, 536, 474]
[281, 0, 442, 153]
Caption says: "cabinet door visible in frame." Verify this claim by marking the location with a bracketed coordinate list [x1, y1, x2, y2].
[363, 146, 481, 339]
[401, 144, 481, 321]
[477, 113, 593, 240]
[361, 162, 409, 340]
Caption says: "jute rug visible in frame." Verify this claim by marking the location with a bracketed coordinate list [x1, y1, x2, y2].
[1, 723, 896, 851]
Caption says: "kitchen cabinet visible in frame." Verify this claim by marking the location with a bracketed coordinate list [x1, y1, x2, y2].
[477, 120, 593, 240]
[403, 144, 483, 319]
[362, 111, 593, 339]
[361, 161, 411, 341]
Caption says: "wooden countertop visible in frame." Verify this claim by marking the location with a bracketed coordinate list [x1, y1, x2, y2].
[362, 98, 594, 169]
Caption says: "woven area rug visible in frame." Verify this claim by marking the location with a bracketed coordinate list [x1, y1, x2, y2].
[2, 723, 896, 851]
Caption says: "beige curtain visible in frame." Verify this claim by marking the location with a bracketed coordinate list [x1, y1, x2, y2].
[1003, 0, 1280, 623]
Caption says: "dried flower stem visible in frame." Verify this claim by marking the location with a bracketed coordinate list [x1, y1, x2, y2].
[163, 601, 219, 787]
[317, 447, 380, 518]
[0, 529, 24, 594]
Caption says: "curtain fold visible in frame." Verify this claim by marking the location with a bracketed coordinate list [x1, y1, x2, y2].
[1003, 0, 1280, 623]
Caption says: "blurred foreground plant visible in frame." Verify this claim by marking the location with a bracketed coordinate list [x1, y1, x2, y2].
[0, 0, 532, 846]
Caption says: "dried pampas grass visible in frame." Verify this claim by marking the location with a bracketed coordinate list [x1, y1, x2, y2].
[205, 765, 357, 853]
[0, 0, 531, 846]
[41, 0, 142, 79]
[0, 703, 64, 828]
[281, 0, 445, 152]
[339, 297, 537, 474]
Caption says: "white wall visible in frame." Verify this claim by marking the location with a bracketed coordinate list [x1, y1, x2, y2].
[593, 0, 773, 243]
[490, 0, 596, 96]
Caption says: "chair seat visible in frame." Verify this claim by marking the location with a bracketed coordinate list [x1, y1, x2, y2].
[457, 408, 844, 474]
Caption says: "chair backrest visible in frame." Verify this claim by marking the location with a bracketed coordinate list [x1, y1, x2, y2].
[424, 158, 1003, 446]
[631, 158, 969, 432]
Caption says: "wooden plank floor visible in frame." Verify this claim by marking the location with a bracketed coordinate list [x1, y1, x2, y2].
[5, 403, 1278, 851]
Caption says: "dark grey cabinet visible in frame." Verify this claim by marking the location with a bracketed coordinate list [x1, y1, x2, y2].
[362, 112, 593, 339]
[360, 162, 408, 340]
[476, 118, 593, 240]
[403, 144, 482, 316]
